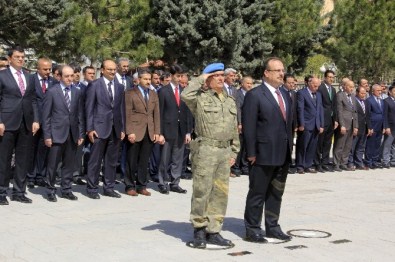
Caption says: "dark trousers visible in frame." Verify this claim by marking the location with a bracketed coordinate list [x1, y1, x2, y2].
[27, 128, 48, 182]
[125, 132, 153, 191]
[296, 129, 319, 170]
[149, 143, 161, 181]
[365, 129, 383, 166]
[86, 128, 121, 193]
[158, 131, 185, 187]
[348, 131, 367, 167]
[73, 143, 84, 178]
[46, 133, 77, 194]
[315, 123, 334, 167]
[231, 133, 249, 175]
[0, 122, 33, 196]
[244, 162, 289, 235]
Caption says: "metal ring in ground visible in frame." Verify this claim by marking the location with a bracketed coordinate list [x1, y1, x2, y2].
[287, 229, 332, 238]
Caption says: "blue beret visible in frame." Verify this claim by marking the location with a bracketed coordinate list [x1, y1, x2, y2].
[203, 63, 224, 74]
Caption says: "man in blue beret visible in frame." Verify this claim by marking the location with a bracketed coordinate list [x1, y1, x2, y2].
[181, 63, 240, 248]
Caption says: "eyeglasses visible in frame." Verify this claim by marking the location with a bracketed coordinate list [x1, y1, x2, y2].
[266, 69, 286, 73]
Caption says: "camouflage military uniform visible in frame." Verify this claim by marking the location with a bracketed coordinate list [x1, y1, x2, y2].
[181, 76, 240, 233]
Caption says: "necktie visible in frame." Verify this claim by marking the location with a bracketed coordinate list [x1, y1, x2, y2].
[360, 100, 365, 113]
[175, 86, 180, 107]
[108, 81, 114, 105]
[144, 89, 149, 105]
[327, 86, 332, 100]
[228, 86, 232, 96]
[275, 89, 286, 121]
[377, 97, 381, 107]
[64, 87, 71, 110]
[16, 70, 25, 96]
[348, 94, 353, 105]
[122, 76, 126, 87]
[312, 92, 317, 104]
[41, 79, 47, 93]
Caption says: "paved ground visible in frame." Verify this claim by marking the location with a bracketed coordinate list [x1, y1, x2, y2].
[1, 168, 394, 262]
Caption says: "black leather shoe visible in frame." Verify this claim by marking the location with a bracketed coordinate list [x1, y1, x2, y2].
[206, 233, 234, 247]
[61, 192, 78, 201]
[0, 196, 9, 205]
[35, 180, 48, 187]
[181, 173, 192, 180]
[305, 167, 317, 173]
[158, 185, 169, 194]
[333, 166, 342, 172]
[322, 165, 334, 172]
[73, 177, 86, 185]
[297, 169, 304, 174]
[47, 193, 57, 202]
[383, 163, 391, 169]
[87, 192, 100, 199]
[27, 181, 35, 189]
[266, 230, 292, 241]
[11, 195, 33, 204]
[193, 228, 207, 249]
[316, 166, 325, 173]
[103, 190, 121, 198]
[245, 232, 267, 243]
[170, 185, 187, 194]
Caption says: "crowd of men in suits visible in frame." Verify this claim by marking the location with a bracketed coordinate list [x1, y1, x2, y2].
[280, 71, 395, 174]
[1, 46, 395, 207]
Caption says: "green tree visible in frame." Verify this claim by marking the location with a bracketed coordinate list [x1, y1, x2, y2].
[0, 0, 70, 58]
[64, 0, 162, 63]
[266, 0, 329, 73]
[326, 0, 395, 82]
[149, 0, 273, 75]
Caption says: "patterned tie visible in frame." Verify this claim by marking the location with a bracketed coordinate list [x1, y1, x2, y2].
[228, 86, 232, 96]
[64, 86, 71, 110]
[108, 81, 114, 106]
[144, 89, 149, 105]
[360, 99, 365, 113]
[312, 92, 317, 105]
[16, 70, 25, 96]
[41, 79, 47, 93]
[175, 86, 180, 107]
[275, 89, 286, 121]
[122, 76, 126, 88]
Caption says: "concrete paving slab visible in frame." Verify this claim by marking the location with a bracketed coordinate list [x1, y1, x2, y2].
[0, 168, 394, 262]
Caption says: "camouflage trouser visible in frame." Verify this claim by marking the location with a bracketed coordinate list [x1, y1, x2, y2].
[190, 142, 231, 233]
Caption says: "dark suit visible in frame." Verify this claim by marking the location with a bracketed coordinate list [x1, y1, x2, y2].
[42, 84, 84, 193]
[85, 77, 125, 193]
[333, 92, 358, 167]
[295, 88, 324, 170]
[0, 67, 38, 196]
[231, 88, 249, 175]
[348, 98, 371, 168]
[242, 83, 292, 235]
[124, 86, 160, 191]
[365, 95, 384, 167]
[382, 97, 395, 165]
[223, 84, 237, 98]
[157, 84, 192, 187]
[27, 74, 57, 184]
[315, 82, 337, 168]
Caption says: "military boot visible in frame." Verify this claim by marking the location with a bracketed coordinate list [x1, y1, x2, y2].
[193, 227, 207, 249]
[206, 233, 234, 247]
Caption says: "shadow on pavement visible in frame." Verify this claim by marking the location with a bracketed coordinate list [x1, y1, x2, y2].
[141, 220, 191, 242]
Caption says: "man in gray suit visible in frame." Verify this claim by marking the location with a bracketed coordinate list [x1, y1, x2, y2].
[333, 80, 358, 171]
[223, 68, 237, 98]
[42, 65, 85, 202]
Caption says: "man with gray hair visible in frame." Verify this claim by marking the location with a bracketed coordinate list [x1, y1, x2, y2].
[223, 68, 237, 98]
[365, 84, 384, 169]
[115, 57, 133, 90]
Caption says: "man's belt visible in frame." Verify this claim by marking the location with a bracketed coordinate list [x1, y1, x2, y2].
[198, 137, 231, 148]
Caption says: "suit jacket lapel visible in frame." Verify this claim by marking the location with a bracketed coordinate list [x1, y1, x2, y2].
[261, 84, 285, 121]
[56, 85, 69, 110]
[135, 87, 147, 110]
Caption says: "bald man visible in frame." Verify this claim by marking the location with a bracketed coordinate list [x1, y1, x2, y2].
[85, 60, 125, 199]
